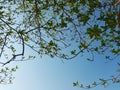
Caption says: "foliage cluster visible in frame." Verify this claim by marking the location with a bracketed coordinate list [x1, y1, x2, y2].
[0, 0, 120, 87]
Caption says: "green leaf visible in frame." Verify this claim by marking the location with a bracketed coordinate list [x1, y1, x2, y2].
[1, 69, 4, 72]
[94, 47, 98, 51]
[71, 50, 76, 55]
[19, 30, 25, 35]
[9, 80, 12, 84]
[73, 81, 79, 86]
[61, 54, 67, 58]
[11, 68, 16, 72]
[11, 46, 16, 52]
[101, 40, 106, 46]
[105, 56, 110, 59]
[5, 67, 9, 70]
[92, 81, 97, 86]
[86, 85, 91, 88]
[7, 30, 13, 35]
[16, 66, 19, 69]
[24, 35, 29, 41]
[48, 20, 54, 26]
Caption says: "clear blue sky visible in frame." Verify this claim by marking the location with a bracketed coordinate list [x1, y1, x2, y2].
[0, 48, 120, 90]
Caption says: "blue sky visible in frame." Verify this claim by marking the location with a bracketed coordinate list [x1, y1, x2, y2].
[0, 51, 120, 90]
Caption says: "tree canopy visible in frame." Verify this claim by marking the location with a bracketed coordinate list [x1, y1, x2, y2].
[0, 0, 120, 88]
